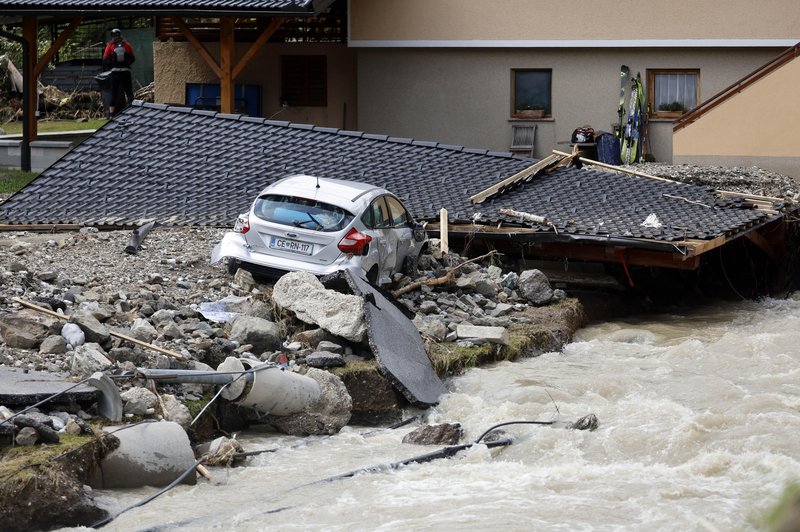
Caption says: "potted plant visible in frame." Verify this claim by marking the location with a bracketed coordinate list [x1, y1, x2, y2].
[514, 103, 545, 119]
[656, 101, 686, 118]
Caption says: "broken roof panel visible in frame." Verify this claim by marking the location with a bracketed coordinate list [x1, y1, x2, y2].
[0, 102, 781, 251]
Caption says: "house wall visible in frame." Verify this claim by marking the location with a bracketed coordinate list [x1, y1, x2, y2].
[356, 47, 782, 162]
[350, 0, 799, 44]
[153, 42, 357, 128]
[673, 57, 800, 180]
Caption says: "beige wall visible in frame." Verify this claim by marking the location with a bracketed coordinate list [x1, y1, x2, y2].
[153, 42, 357, 128]
[356, 47, 781, 162]
[350, 0, 800, 43]
[673, 57, 800, 180]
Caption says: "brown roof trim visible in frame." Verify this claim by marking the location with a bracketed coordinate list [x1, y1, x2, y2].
[673, 42, 800, 133]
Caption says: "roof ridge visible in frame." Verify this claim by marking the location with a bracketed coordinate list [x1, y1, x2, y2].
[131, 100, 519, 160]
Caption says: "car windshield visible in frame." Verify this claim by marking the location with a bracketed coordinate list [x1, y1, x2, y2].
[253, 194, 354, 232]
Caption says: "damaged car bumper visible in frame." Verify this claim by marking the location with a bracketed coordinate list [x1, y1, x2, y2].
[211, 232, 366, 278]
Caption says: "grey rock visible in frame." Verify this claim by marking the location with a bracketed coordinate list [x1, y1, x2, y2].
[419, 300, 439, 314]
[413, 315, 448, 341]
[517, 269, 554, 305]
[40, 334, 67, 354]
[15, 426, 39, 446]
[233, 269, 257, 292]
[316, 340, 343, 354]
[70, 312, 111, 344]
[570, 413, 599, 431]
[69, 342, 112, 378]
[273, 272, 367, 343]
[501, 271, 519, 289]
[402, 423, 463, 445]
[305, 351, 346, 368]
[161, 394, 192, 428]
[229, 315, 281, 354]
[121, 387, 158, 415]
[14, 414, 60, 443]
[130, 318, 158, 343]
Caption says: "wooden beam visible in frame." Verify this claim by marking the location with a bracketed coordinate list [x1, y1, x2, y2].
[172, 17, 220, 77]
[744, 230, 778, 261]
[232, 17, 284, 80]
[469, 153, 563, 204]
[22, 16, 38, 142]
[552, 150, 676, 183]
[219, 17, 235, 113]
[439, 208, 449, 254]
[34, 16, 84, 78]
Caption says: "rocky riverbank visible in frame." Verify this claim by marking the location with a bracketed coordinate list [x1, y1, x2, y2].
[0, 223, 586, 530]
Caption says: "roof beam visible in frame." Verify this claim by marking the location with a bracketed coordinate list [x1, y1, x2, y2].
[218, 16, 234, 113]
[22, 16, 38, 144]
[171, 16, 220, 77]
[33, 16, 84, 78]
[232, 17, 284, 79]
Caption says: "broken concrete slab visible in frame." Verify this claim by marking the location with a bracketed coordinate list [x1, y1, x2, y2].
[339, 270, 446, 408]
[0, 367, 100, 406]
[456, 324, 510, 345]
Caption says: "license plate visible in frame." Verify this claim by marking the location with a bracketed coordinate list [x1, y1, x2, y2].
[269, 236, 313, 256]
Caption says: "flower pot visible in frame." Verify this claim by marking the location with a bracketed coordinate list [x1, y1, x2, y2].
[514, 109, 544, 119]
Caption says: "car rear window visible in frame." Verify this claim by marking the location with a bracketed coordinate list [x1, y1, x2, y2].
[253, 194, 354, 232]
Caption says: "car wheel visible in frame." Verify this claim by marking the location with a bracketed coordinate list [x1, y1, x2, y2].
[226, 258, 240, 275]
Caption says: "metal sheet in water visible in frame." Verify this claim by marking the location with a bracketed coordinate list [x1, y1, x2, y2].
[343, 270, 446, 407]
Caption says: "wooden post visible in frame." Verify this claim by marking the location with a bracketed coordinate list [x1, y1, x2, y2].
[219, 17, 235, 113]
[439, 208, 449, 254]
[22, 16, 38, 144]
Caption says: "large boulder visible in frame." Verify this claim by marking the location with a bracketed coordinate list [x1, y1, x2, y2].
[0, 310, 60, 349]
[69, 312, 111, 345]
[228, 316, 281, 354]
[69, 343, 113, 378]
[272, 271, 366, 343]
[517, 269, 554, 305]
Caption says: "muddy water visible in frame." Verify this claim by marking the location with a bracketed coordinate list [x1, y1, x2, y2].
[92, 294, 800, 531]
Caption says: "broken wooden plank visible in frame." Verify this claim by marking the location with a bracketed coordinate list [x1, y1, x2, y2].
[498, 207, 549, 225]
[0, 224, 85, 232]
[439, 208, 449, 254]
[551, 150, 676, 183]
[469, 153, 564, 204]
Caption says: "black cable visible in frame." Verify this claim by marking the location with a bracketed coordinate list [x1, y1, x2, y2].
[92, 456, 207, 529]
[474, 420, 555, 444]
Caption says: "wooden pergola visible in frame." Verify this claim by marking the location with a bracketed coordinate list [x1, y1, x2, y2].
[0, 0, 334, 169]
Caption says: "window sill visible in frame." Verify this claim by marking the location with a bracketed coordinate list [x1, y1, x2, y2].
[508, 117, 554, 122]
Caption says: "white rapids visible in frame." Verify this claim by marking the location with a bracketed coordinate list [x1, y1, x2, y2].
[82, 294, 800, 531]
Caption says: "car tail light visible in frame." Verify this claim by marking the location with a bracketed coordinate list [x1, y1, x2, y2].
[234, 215, 250, 234]
[338, 228, 371, 255]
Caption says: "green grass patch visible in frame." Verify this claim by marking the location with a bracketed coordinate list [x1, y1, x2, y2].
[1, 119, 107, 135]
[0, 168, 38, 193]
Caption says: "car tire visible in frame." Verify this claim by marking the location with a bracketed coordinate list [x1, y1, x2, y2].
[226, 258, 240, 275]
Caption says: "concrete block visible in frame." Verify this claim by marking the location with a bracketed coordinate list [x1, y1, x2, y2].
[456, 324, 509, 345]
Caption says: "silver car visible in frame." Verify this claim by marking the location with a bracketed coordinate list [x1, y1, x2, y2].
[211, 174, 427, 285]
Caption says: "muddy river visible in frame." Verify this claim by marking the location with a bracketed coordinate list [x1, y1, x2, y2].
[85, 294, 800, 531]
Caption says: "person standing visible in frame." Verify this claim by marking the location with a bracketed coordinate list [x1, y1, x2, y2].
[102, 28, 135, 116]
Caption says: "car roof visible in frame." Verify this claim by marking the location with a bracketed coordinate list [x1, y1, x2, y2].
[260, 174, 386, 207]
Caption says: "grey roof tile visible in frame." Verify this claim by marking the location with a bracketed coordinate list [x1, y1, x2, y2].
[0, 101, 781, 251]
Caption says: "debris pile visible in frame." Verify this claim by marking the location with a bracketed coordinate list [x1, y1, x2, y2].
[0, 227, 575, 440]
[631, 162, 799, 201]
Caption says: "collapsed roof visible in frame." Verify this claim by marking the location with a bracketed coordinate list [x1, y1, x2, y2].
[0, 101, 787, 264]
